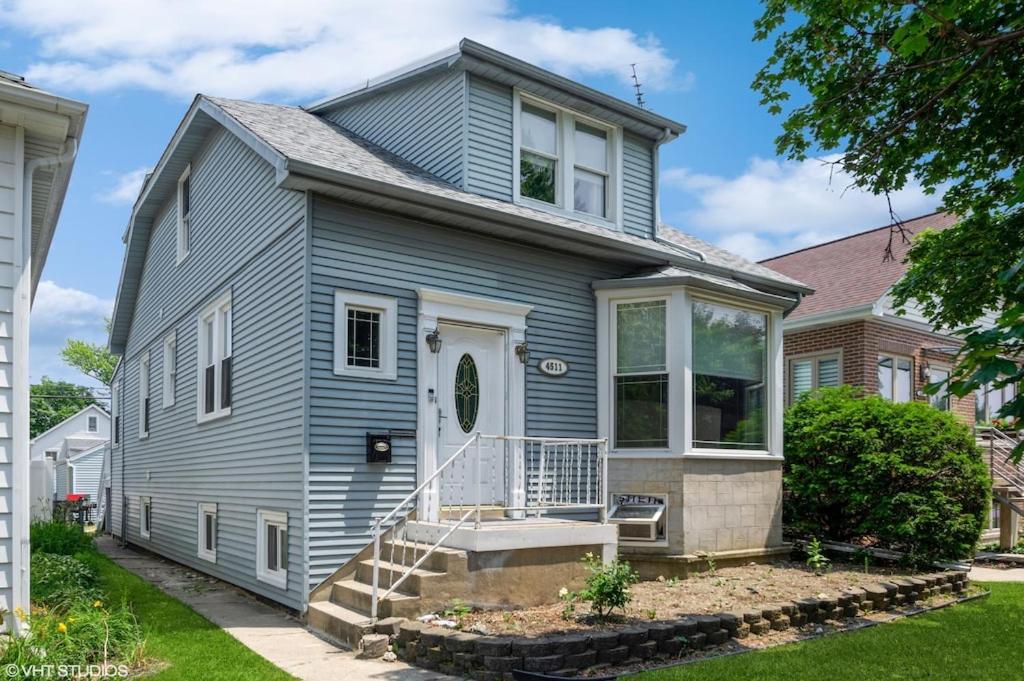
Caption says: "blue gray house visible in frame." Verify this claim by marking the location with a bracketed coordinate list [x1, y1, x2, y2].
[108, 40, 810, 645]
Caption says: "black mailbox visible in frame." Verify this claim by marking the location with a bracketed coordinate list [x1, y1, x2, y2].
[366, 433, 392, 463]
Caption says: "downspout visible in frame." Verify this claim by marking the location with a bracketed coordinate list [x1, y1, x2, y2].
[650, 126, 706, 263]
[18, 138, 79, 628]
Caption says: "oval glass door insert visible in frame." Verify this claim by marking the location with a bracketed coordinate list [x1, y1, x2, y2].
[454, 353, 480, 433]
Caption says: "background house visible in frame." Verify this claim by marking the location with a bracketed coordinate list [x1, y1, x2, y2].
[0, 71, 86, 630]
[31, 403, 110, 461]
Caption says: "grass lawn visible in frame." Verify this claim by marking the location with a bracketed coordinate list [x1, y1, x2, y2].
[92, 553, 294, 681]
[632, 583, 1024, 681]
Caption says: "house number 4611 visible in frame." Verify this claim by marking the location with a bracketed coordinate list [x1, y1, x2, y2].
[538, 357, 569, 377]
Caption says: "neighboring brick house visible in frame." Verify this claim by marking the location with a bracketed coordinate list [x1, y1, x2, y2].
[762, 211, 1015, 542]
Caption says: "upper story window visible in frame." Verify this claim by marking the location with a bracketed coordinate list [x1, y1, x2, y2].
[788, 352, 841, 404]
[177, 164, 191, 263]
[198, 291, 232, 422]
[163, 332, 177, 409]
[139, 352, 151, 439]
[111, 379, 121, 446]
[87, 415, 98, 433]
[333, 290, 398, 381]
[516, 93, 619, 225]
[878, 354, 912, 403]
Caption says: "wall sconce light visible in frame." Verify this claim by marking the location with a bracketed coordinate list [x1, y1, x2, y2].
[515, 342, 530, 364]
[426, 328, 442, 354]
[919, 360, 930, 383]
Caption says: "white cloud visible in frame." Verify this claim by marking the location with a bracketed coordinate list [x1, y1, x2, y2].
[98, 166, 151, 205]
[4, 0, 684, 101]
[663, 156, 941, 260]
[31, 281, 113, 386]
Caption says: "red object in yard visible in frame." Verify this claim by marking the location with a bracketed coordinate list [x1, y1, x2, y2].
[66, 494, 86, 502]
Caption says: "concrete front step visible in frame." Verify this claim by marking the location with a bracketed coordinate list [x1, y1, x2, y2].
[382, 539, 467, 572]
[331, 578, 421, 619]
[306, 600, 374, 649]
[355, 558, 445, 595]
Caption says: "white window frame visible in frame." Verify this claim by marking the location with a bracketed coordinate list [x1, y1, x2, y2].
[512, 90, 623, 229]
[44, 449, 58, 461]
[877, 352, 914, 403]
[610, 296, 671, 451]
[197, 290, 232, 423]
[256, 509, 288, 589]
[786, 350, 843, 404]
[86, 414, 98, 433]
[140, 496, 151, 539]
[597, 286, 783, 461]
[197, 502, 217, 562]
[111, 379, 121, 446]
[138, 351, 151, 439]
[176, 164, 191, 264]
[163, 332, 177, 409]
[333, 290, 398, 381]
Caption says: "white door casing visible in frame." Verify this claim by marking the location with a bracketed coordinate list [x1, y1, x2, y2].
[438, 323, 505, 506]
[416, 288, 532, 521]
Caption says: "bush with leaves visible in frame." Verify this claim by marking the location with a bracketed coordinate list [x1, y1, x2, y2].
[30, 520, 95, 556]
[784, 387, 989, 564]
[564, 553, 639, 620]
[31, 553, 102, 612]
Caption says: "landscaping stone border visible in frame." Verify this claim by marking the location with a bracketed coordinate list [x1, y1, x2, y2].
[384, 570, 970, 679]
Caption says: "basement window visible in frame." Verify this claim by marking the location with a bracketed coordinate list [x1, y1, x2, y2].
[140, 497, 151, 539]
[198, 502, 217, 562]
[256, 509, 288, 589]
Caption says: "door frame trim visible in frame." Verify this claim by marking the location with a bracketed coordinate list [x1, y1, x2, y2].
[416, 288, 532, 518]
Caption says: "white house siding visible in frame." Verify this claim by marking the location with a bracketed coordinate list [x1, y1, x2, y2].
[69, 446, 102, 502]
[306, 197, 628, 587]
[30, 406, 110, 461]
[0, 123, 20, 624]
[111, 127, 307, 609]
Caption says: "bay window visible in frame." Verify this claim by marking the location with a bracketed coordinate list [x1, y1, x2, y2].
[692, 301, 767, 451]
[878, 354, 912, 403]
[516, 93, 619, 223]
[613, 300, 668, 449]
[198, 291, 232, 422]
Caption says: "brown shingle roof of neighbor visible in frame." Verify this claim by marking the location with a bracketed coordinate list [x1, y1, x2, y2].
[760, 211, 957, 320]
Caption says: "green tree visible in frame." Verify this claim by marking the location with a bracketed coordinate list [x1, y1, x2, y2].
[753, 1, 1024, 457]
[60, 317, 118, 387]
[30, 378, 97, 438]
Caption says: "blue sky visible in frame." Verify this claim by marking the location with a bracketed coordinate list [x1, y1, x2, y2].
[0, 0, 940, 387]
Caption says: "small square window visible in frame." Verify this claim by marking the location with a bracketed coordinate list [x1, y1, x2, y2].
[256, 509, 288, 589]
[140, 497, 152, 539]
[333, 291, 397, 380]
[198, 502, 217, 562]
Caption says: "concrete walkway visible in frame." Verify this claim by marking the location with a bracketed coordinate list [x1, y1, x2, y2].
[97, 536, 451, 681]
[969, 564, 1024, 582]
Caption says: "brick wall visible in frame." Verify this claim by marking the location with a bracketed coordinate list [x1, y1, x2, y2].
[783, 319, 975, 424]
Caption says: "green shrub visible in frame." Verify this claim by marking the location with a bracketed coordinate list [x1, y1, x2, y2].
[784, 387, 990, 564]
[569, 553, 640, 620]
[1, 599, 144, 671]
[30, 520, 94, 555]
[31, 552, 101, 612]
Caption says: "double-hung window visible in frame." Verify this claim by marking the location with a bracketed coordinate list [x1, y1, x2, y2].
[198, 291, 232, 422]
[613, 300, 668, 449]
[87, 415, 98, 433]
[177, 165, 191, 263]
[256, 510, 288, 588]
[198, 502, 217, 562]
[517, 94, 618, 223]
[140, 497, 152, 539]
[692, 301, 768, 451]
[139, 352, 150, 439]
[333, 290, 397, 380]
[878, 354, 912, 403]
[788, 352, 841, 403]
[927, 365, 950, 411]
[163, 332, 177, 408]
[112, 380, 121, 445]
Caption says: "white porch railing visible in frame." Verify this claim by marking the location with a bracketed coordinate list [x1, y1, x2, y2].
[368, 434, 608, 621]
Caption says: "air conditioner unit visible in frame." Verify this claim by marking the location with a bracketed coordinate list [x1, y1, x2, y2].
[609, 494, 666, 543]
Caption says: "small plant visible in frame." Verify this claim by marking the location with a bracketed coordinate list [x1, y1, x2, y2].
[665, 576, 680, 588]
[645, 609, 657, 620]
[806, 537, 831, 575]
[558, 586, 576, 620]
[575, 553, 639, 620]
[442, 598, 471, 620]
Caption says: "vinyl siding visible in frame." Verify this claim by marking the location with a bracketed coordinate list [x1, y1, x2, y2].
[321, 70, 466, 186]
[69, 447, 103, 501]
[622, 134, 655, 238]
[307, 197, 627, 587]
[465, 75, 514, 201]
[111, 127, 308, 610]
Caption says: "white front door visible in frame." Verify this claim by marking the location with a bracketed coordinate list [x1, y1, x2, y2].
[437, 323, 506, 506]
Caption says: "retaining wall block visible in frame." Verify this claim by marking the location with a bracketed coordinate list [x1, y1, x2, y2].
[689, 632, 708, 649]
[588, 631, 620, 650]
[564, 650, 598, 669]
[695, 615, 721, 634]
[707, 629, 730, 645]
[631, 641, 658, 659]
[657, 638, 685, 656]
[523, 655, 565, 673]
[475, 638, 514, 657]
[597, 645, 630, 664]
[646, 623, 675, 642]
[398, 621, 428, 643]
[483, 656, 522, 672]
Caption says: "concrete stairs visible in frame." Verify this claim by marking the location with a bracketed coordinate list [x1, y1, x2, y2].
[307, 539, 469, 649]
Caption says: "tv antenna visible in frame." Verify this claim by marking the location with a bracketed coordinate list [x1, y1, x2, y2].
[630, 64, 646, 109]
